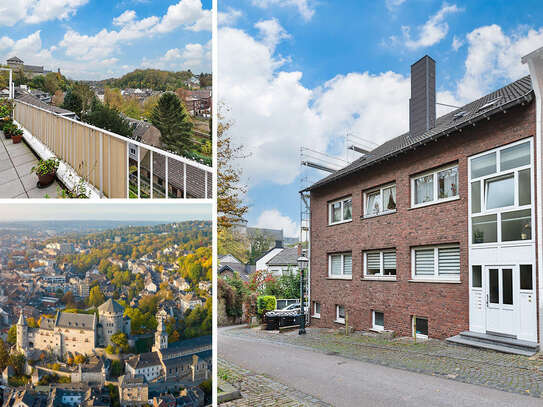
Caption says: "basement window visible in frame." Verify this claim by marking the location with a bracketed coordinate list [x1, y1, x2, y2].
[335, 305, 345, 324]
[372, 311, 384, 331]
[413, 317, 428, 339]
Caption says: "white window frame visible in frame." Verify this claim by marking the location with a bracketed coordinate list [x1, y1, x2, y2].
[363, 250, 396, 279]
[363, 183, 396, 218]
[328, 196, 353, 225]
[313, 302, 321, 318]
[328, 252, 352, 279]
[372, 310, 384, 331]
[335, 305, 345, 324]
[411, 164, 459, 208]
[468, 138, 534, 245]
[411, 244, 460, 282]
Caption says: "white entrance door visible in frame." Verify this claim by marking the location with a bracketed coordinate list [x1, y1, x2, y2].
[485, 266, 517, 337]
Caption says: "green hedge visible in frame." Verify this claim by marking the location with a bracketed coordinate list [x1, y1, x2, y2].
[257, 295, 276, 316]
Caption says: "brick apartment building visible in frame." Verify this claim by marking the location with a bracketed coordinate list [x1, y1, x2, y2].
[306, 46, 543, 352]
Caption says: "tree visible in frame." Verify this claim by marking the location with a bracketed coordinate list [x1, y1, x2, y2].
[0, 339, 10, 371]
[150, 92, 194, 155]
[7, 325, 16, 344]
[104, 88, 123, 110]
[110, 360, 123, 378]
[52, 90, 64, 106]
[217, 108, 248, 231]
[83, 100, 133, 139]
[110, 332, 129, 353]
[9, 352, 26, 376]
[88, 286, 105, 307]
[62, 89, 83, 116]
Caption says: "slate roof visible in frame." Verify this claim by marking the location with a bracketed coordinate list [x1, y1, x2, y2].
[97, 298, 124, 314]
[306, 75, 534, 192]
[15, 91, 76, 117]
[7, 56, 23, 63]
[126, 351, 162, 369]
[160, 335, 211, 360]
[266, 247, 299, 266]
[56, 312, 95, 330]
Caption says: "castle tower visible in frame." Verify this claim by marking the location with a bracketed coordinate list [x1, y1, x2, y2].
[16, 311, 28, 355]
[153, 309, 168, 351]
[97, 299, 125, 346]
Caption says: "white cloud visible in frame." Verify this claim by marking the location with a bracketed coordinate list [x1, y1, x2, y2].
[0, 0, 88, 26]
[152, 0, 211, 33]
[255, 19, 291, 52]
[401, 3, 462, 49]
[255, 209, 299, 238]
[452, 35, 463, 51]
[219, 26, 412, 187]
[113, 10, 137, 26]
[251, 0, 315, 22]
[456, 25, 543, 101]
[141, 41, 211, 72]
[219, 7, 243, 27]
[385, 0, 406, 11]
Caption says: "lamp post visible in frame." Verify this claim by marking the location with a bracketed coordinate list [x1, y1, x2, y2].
[0, 68, 14, 99]
[297, 255, 308, 335]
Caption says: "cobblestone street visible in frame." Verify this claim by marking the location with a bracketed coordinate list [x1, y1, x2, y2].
[218, 359, 332, 406]
[219, 326, 543, 405]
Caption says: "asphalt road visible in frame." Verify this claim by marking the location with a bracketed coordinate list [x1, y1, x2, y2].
[219, 327, 543, 407]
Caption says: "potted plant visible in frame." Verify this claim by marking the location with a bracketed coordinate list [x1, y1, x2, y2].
[31, 158, 60, 188]
[11, 127, 23, 144]
[2, 122, 15, 139]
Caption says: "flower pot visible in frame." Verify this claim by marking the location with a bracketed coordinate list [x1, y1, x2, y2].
[4, 131, 11, 139]
[12, 134, 22, 144]
[37, 172, 56, 188]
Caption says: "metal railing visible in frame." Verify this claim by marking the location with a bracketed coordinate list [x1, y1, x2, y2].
[13, 99, 212, 199]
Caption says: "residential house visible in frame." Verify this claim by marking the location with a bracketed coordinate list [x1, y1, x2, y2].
[6, 56, 51, 78]
[307, 49, 543, 354]
[265, 246, 299, 277]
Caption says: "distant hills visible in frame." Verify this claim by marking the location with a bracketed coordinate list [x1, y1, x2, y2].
[90, 69, 211, 91]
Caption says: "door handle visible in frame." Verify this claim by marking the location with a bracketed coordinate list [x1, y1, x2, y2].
[486, 294, 489, 307]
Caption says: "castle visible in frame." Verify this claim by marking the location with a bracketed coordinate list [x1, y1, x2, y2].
[16, 299, 130, 358]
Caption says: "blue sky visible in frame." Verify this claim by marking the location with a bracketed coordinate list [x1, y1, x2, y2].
[0, 202, 212, 222]
[0, 0, 211, 80]
[218, 0, 543, 237]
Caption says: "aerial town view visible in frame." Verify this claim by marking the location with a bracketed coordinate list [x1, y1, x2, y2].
[0, 202, 212, 406]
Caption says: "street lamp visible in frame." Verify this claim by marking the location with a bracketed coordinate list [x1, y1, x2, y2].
[297, 255, 309, 335]
[0, 68, 14, 99]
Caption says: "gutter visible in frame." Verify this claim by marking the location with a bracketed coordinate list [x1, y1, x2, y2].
[522, 47, 543, 344]
[303, 90, 534, 193]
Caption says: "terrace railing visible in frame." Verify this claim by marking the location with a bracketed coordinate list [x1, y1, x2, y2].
[13, 99, 212, 199]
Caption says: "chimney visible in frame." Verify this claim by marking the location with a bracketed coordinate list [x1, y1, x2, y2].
[409, 55, 436, 137]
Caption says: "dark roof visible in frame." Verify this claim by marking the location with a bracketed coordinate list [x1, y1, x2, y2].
[56, 312, 95, 330]
[126, 351, 161, 369]
[160, 335, 211, 357]
[306, 75, 534, 191]
[266, 247, 299, 266]
[98, 298, 124, 314]
[218, 263, 255, 282]
[23, 65, 45, 73]
[15, 91, 76, 117]
[7, 56, 23, 62]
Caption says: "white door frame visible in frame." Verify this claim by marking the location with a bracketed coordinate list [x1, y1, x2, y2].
[484, 264, 518, 337]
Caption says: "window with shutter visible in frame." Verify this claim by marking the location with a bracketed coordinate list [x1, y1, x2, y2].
[366, 252, 380, 275]
[415, 249, 435, 275]
[383, 252, 396, 275]
[343, 254, 352, 275]
[412, 245, 460, 280]
[438, 247, 460, 275]
[328, 253, 352, 278]
[330, 255, 342, 275]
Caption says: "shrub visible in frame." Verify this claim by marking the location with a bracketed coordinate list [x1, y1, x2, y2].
[257, 295, 276, 316]
[31, 158, 59, 176]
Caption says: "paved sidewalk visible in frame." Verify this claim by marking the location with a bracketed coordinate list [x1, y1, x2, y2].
[0, 131, 60, 198]
[218, 358, 332, 406]
[221, 326, 543, 400]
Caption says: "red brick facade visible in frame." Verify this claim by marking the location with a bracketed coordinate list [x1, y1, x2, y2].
[309, 102, 537, 339]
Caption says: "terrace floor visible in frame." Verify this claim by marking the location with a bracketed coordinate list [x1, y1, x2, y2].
[0, 131, 60, 198]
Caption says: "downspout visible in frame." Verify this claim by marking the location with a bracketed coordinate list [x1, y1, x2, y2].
[522, 46, 543, 344]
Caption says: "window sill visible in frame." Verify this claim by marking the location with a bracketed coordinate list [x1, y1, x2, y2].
[410, 196, 460, 210]
[362, 276, 397, 281]
[362, 210, 396, 219]
[327, 276, 352, 280]
[409, 279, 461, 284]
[370, 327, 384, 333]
[334, 319, 345, 325]
[312, 314, 321, 319]
[328, 219, 353, 227]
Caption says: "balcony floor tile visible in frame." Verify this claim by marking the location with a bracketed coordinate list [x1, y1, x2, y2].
[0, 178, 25, 198]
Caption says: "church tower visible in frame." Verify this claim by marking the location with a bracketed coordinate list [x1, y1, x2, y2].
[16, 311, 28, 355]
[153, 309, 168, 351]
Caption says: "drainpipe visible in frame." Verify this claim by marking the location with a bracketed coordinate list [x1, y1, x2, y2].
[522, 47, 543, 345]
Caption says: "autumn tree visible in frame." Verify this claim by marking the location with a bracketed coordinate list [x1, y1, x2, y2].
[88, 286, 105, 307]
[217, 108, 248, 232]
[150, 92, 194, 155]
[52, 90, 64, 106]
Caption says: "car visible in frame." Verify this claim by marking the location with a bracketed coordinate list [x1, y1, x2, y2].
[276, 303, 308, 313]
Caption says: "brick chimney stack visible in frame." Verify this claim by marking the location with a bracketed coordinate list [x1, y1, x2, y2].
[409, 55, 436, 137]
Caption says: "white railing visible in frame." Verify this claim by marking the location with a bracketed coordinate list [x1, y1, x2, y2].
[14, 99, 212, 199]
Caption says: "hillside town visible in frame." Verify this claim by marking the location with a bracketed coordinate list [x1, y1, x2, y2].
[0, 220, 212, 406]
